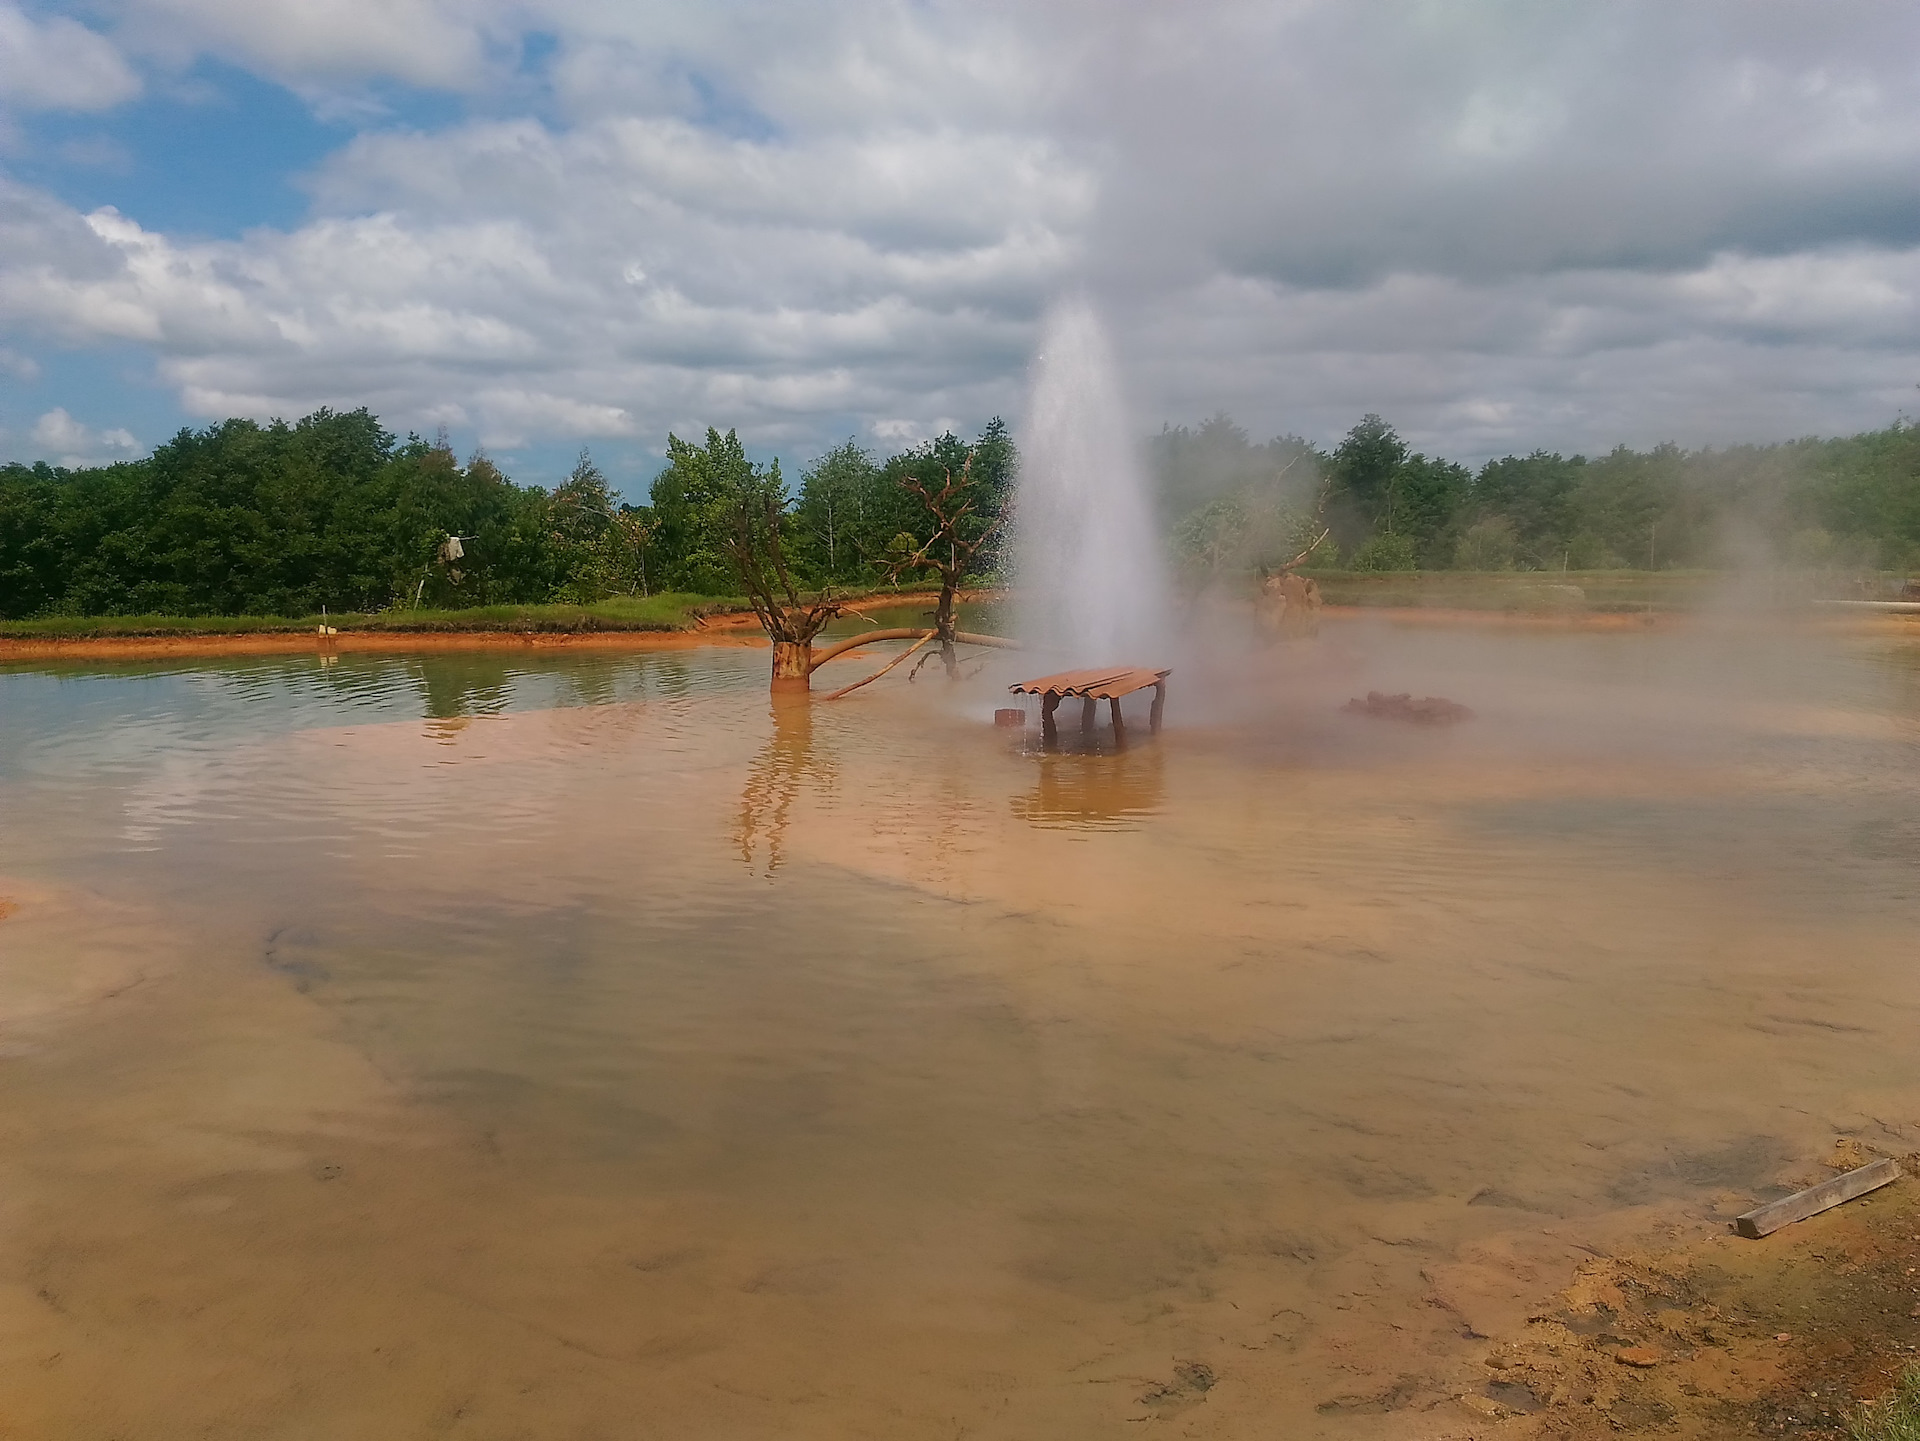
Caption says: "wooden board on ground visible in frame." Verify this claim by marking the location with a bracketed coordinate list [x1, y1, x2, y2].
[1735, 1158, 1900, 1238]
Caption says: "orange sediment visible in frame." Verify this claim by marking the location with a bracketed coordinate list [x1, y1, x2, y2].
[0, 629, 774, 661]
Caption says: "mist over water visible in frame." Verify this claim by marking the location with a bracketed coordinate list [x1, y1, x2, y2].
[1014, 297, 1174, 667]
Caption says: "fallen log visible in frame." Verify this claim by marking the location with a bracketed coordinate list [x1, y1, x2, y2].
[808, 627, 930, 669]
[808, 628, 1020, 671]
[1734, 1157, 1900, 1238]
[822, 632, 936, 701]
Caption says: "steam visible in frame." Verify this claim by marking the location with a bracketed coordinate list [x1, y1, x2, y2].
[1014, 297, 1174, 665]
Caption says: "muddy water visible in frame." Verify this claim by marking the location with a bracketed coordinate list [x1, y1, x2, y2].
[2, 620, 1919, 1438]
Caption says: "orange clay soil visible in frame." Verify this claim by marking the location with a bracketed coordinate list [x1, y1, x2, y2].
[6, 592, 1909, 660]
[1322, 605, 1920, 637]
[1321, 605, 1674, 631]
[0, 628, 774, 661]
[1431, 1143, 1920, 1440]
[0, 590, 996, 661]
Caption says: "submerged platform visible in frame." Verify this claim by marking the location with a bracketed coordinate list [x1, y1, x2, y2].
[1009, 666, 1171, 742]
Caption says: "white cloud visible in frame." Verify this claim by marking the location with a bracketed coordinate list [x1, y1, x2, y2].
[0, 4, 140, 111]
[0, 106, 1087, 448]
[28, 407, 141, 466]
[3, 0, 1920, 464]
[1120, 250, 1920, 461]
[112, 0, 497, 92]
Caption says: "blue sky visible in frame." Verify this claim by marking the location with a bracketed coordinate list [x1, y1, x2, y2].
[3, 0, 1919, 494]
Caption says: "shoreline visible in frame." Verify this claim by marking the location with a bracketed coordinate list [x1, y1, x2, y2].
[1447, 1148, 1920, 1438]
[6, 602, 1916, 661]
[0, 590, 967, 661]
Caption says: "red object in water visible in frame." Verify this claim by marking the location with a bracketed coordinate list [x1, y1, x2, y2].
[994, 708, 1026, 728]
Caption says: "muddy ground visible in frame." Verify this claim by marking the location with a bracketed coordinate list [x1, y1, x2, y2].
[1430, 1143, 1920, 1439]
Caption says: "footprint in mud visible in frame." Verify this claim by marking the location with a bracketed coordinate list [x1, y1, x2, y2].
[1138, 1361, 1215, 1417]
[1315, 1375, 1426, 1415]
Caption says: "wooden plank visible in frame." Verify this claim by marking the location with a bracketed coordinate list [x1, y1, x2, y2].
[1009, 668, 1135, 697]
[1735, 1158, 1899, 1238]
[1009, 666, 1173, 700]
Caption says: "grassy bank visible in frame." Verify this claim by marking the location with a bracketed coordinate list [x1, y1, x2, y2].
[0, 585, 983, 642]
[1302, 568, 1888, 612]
[0, 593, 739, 640]
[3, 572, 1897, 640]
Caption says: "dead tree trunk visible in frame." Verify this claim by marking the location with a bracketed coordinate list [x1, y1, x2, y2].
[719, 469, 847, 692]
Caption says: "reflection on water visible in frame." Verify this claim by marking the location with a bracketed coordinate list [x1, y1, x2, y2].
[737, 695, 832, 873]
[1012, 748, 1166, 830]
[2, 622, 1920, 1438]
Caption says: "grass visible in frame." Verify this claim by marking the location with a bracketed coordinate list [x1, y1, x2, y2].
[6, 572, 1886, 638]
[1300, 568, 1876, 612]
[0, 593, 739, 639]
[1849, 1366, 1920, 1441]
[0, 583, 979, 641]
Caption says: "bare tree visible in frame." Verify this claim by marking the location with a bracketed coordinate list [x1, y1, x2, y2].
[885, 452, 1006, 678]
[718, 468, 847, 689]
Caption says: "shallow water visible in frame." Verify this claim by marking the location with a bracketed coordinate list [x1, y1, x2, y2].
[2, 618, 1919, 1437]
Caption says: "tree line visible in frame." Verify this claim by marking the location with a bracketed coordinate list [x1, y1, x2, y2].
[2, 403, 1916, 620]
[1156, 412, 1920, 585]
[0, 409, 1014, 619]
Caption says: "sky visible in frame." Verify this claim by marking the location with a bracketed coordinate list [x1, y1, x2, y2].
[2, 0, 1918, 494]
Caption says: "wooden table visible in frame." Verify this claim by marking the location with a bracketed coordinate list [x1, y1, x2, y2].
[1008, 667, 1171, 745]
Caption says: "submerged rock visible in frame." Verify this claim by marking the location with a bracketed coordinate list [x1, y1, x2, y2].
[1343, 690, 1474, 724]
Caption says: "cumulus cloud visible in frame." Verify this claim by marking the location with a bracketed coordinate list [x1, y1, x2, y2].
[111, 0, 499, 94]
[0, 4, 140, 111]
[0, 107, 1088, 449]
[1122, 250, 1920, 461]
[2, 0, 1919, 462]
[27, 407, 141, 466]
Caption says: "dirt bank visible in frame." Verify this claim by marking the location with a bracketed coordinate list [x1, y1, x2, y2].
[0, 589, 996, 661]
[1323, 605, 1920, 636]
[1323, 605, 1675, 631]
[0, 628, 773, 661]
[1437, 1146, 1920, 1439]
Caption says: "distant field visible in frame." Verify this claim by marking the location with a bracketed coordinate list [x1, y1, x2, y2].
[1302, 568, 1891, 612]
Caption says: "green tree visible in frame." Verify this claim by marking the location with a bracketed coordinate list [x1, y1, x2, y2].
[548, 449, 619, 601]
[793, 439, 879, 583]
[648, 428, 757, 594]
[1470, 452, 1584, 563]
[1325, 414, 1409, 544]
[1454, 515, 1521, 570]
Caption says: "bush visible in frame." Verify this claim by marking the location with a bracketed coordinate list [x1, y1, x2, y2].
[1348, 532, 1419, 572]
[1454, 515, 1520, 570]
